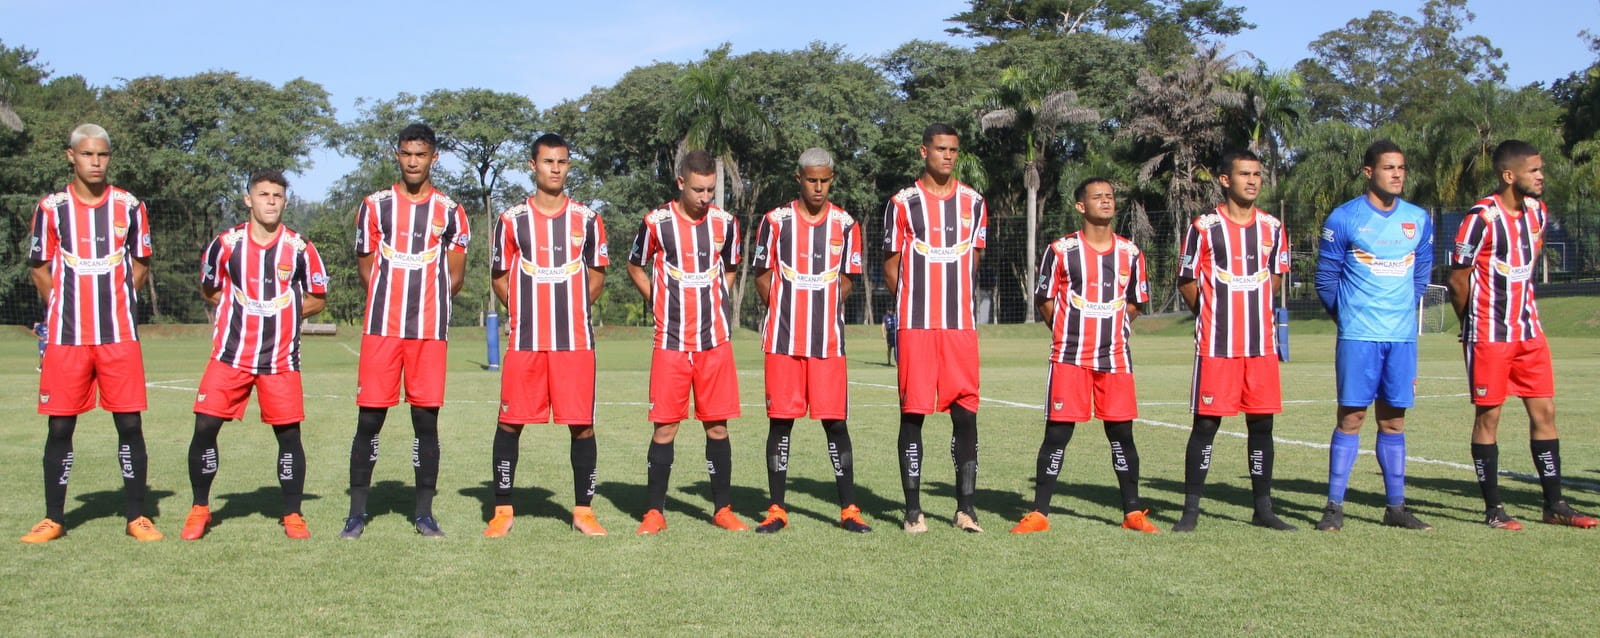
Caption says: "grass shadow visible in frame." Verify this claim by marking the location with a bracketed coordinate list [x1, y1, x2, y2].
[457, 481, 561, 523]
[785, 476, 903, 525]
[68, 488, 177, 528]
[210, 486, 323, 529]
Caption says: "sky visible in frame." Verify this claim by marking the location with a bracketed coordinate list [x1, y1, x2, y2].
[3, 0, 1597, 199]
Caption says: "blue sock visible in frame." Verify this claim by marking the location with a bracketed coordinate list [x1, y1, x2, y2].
[1327, 430, 1360, 504]
[1375, 432, 1407, 507]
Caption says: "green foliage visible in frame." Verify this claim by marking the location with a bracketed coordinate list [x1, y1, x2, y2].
[946, 0, 1253, 63]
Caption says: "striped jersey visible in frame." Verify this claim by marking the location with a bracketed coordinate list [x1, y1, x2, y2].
[1178, 206, 1290, 358]
[627, 202, 740, 352]
[200, 223, 328, 374]
[753, 201, 863, 358]
[354, 184, 471, 340]
[1450, 194, 1545, 343]
[28, 185, 152, 345]
[1314, 195, 1433, 343]
[882, 179, 988, 330]
[1036, 232, 1149, 372]
[491, 196, 609, 351]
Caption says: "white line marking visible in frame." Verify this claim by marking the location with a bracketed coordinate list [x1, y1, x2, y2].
[341, 342, 360, 356]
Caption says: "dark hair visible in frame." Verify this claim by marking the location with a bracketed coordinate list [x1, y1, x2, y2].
[922, 123, 959, 145]
[1491, 139, 1540, 174]
[532, 133, 569, 157]
[248, 169, 289, 190]
[1073, 177, 1113, 202]
[678, 149, 717, 177]
[1218, 149, 1261, 175]
[1362, 139, 1404, 168]
[397, 123, 438, 149]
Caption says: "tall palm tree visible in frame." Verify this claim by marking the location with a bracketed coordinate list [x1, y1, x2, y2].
[1224, 64, 1306, 188]
[667, 55, 769, 210]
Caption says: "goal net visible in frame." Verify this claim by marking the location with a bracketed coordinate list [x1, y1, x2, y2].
[1419, 284, 1456, 335]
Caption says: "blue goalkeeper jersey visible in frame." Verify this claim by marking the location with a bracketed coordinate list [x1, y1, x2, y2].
[1315, 195, 1433, 342]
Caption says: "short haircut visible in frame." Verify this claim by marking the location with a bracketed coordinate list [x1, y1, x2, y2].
[1073, 177, 1113, 203]
[532, 133, 569, 157]
[1492, 139, 1540, 174]
[797, 147, 833, 170]
[1362, 139, 1404, 168]
[248, 169, 289, 190]
[1219, 149, 1261, 175]
[69, 123, 110, 149]
[922, 123, 959, 145]
[678, 149, 717, 177]
[397, 123, 438, 149]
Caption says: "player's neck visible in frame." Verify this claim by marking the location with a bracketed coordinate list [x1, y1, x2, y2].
[1222, 198, 1256, 223]
[1080, 223, 1114, 250]
[675, 199, 709, 221]
[798, 199, 828, 221]
[1496, 188, 1525, 213]
[398, 180, 433, 201]
[920, 174, 956, 198]
[248, 219, 281, 244]
[532, 189, 567, 216]
[70, 179, 109, 205]
[1365, 189, 1397, 212]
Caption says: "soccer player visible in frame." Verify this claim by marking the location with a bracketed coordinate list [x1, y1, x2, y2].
[881, 311, 898, 365]
[750, 148, 872, 534]
[1011, 177, 1158, 535]
[33, 320, 47, 372]
[883, 123, 987, 533]
[1172, 150, 1295, 533]
[1313, 140, 1434, 532]
[341, 123, 471, 539]
[484, 134, 610, 537]
[181, 170, 328, 540]
[627, 149, 746, 534]
[23, 123, 161, 543]
[1448, 140, 1598, 530]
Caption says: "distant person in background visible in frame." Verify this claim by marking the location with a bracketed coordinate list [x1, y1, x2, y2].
[33, 320, 47, 372]
[1448, 139, 1598, 530]
[881, 311, 898, 365]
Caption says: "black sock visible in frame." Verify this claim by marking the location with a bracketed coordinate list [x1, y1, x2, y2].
[42, 416, 76, 522]
[951, 405, 979, 513]
[188, 415, 225, 506]
[898, 413, 925, 515]
[492, 426, 521, 507]
[411, 406, 440, 518]
[821, 420, 855, 508]
[765, 419, 794, 508]
[112, 412, 147, 521]
[1032, 421, 1075, 513]
[1184, 416, 1221, 510]
[646, 440, 674, 512]
[1531, 438, 1563, 507]
[1246, 416, 1276, 511]
[274, 424, 306, 516]
[1105, 420, 1142, 513]
[571, 434, 597, 507]
[1471, 442, 1501, 509]
[706, 435, 733, 510]
[348, 407, 387, 517]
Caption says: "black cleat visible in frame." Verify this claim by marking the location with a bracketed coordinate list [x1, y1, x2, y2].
[1171, 507, 1200, 533]
[1251, 510, 1298, 531]
[1484, 505, 1524, 530]
[339, 515, 368, 539]
[1315, 501, 1344, 532]
[413, 515, 446, 537]
[1543, 501, 1599, 528]
[1381, 505, 1434, 531]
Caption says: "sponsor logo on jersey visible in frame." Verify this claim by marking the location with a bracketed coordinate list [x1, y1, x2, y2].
[778, 263, 840, 291]
[519, 256, 584, 284]
[1491, 259, 1534, 282]
[233, 289, 295, 316]
[664, 261, 722, 288]
[1213, 268, 1271, 291]
[379, 242, 441, 270]
[60, 248, 126, 276]
[1353, 249, 1415, 277]
[1401, 222, 1417, 239]
[910, 238, 972, 263]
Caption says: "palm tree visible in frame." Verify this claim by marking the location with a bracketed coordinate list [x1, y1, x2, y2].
[978, 66, 1100, 322]
[666, 53, 769, 210]
[1224, 63, 1307, 188]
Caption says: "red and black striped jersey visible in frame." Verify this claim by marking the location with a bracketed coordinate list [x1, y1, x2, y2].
[1451, 194, 1545, 343]
[753, 201, 863, 358]
[882, 180, 988, 330]
[1178, 206, 1289, 358]
[28, 185, 152, 345]
[201, 223, 328, 374]
[1037, 232, 1149, 372]
[627, 202, 740, 352]
[354, 184, 470, 340]
[491, 197, 609, 352]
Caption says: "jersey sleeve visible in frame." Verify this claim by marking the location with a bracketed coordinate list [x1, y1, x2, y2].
[1315, 211, 1348, 316]
[720, 216, 740, 267]
[627, 218, 656, 268]
[751, 214, 775, 271]
[301, 241, 329, 295]
[1130, 248, 1151, 305]
[27, 201, 54, 263]
[199, 236, 226, 290]
[1177, 219, 1204, 281]
[354, 199, 379, 256]
[444, 203, 471, 254]
[844, 218, 864, 275]
[129, 200, 153, 258]
[1035, 244, 1061, 300]
[1451, 208, 1488, 267]
[1412, 210, 1434, 299]
[973, 198, 989, 249]
[1271, 219, 1290, 275]
[490, 213, 511, 274]
[586, 213, 610, 269]
[882, 200, 905, 254]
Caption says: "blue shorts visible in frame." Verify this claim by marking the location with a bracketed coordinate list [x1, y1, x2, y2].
[1335, 340, 1417, 409]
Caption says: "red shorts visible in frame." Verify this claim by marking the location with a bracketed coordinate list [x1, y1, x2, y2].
[764, 354, 848, 420]
[38, 341, 147, 416]
[500, 349, 596, 425]
[896, 329, 979, 414]
[194, 360, 304, 425]
[1466, 337, 1555, 406]
[649, 343, 740, 424]
[1191, 355, 1281, 416]
[356, 334, 448, 408]
[1045, 362, 1137, 422]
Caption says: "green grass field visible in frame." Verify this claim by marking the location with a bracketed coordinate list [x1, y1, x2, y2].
[3, 299, 1599, 635]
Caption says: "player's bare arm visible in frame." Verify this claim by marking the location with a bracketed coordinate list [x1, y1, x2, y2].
[841, 273, 854, 300]
[1447, 265, 1471, 319]
[627, 262, 651, 298]
[883, 253, 901, 296]
[446, 251, 466, 296]
[200, 283, 223, 307]
[302, 292, 327, 317]
[722, 269, 737, 293]
[29, 261, 49, 298]
[754, 267, 772, 306]
[1178, 278, 1199, 314]
[586, 267, 606, 308]
[490, 270, 510, 307]
[1036, 296, 1054, 325]
[132, 256, 150, 290]
[356, 252, 375, 289]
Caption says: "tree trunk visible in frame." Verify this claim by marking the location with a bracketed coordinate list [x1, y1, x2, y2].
[1024, 164, 1040, 323]
[714, 157, 726, 210]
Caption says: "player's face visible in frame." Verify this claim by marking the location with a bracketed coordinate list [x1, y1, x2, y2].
[395, 140, 437, 189]
[1219, 159, 1263, 206]
[795, 165, 834, 210]
[1506, 154, 1545, 199]
[244, 181, 287, 228]
[677, 171, 717, 215]
[920, 134, 960, 181]
[1363, 152, 1407, 200]
[1075, 181, 1116, 225]
[66, 137, 111, 187]
[530, 144, 571, 195]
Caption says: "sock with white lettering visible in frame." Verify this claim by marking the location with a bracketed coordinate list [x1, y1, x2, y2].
[1530, 438, 1563, 508]
[411, 406, 440, 518]
[492, 425, 521, 507]
[821, 420, 855, 508]
[274, 423, 306, 516]
[42, 416, 76, 522]
[765, 419, 794, 508]
[1104, 420, 1141, 513]
[706, 435, 733, 511]
[898, 414, 925, 516]
[571, 433, 597, 508]
[112, 412, 147, 521]
[1032, 421, 1075, 513]
[1471, 442, 1501, 508]
[950, 405, 979, 514]
[348, 407, 387, 517]
[188, 415, 225, 506]
[646, 440, 674, 512]
[1246, 416, 1277, 511]
[1183, 416, 1221, 508]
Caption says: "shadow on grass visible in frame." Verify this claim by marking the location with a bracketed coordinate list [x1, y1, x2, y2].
[456, 481, 561, 523]
[785, 476, 903, 526]
[209, 486, 323, 529]
[1142, 476, 1337, 528]
[69, 488, 177, 528]
[354, 479, 421, 521]
[595, 479, 761, 525]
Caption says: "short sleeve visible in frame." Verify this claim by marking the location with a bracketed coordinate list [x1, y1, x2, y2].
[445, 203, 472, 254]
[354, 199, 379, 255]
[844, 218, 863, 275]
[129, 200, 153, 258]
[720, 217, 740, 267]
[585, 212, 609, 269]
[1452, 209, 1487, 267]
[27, 202, 54, 263]
[627, 218, 655, 268]
[302, 241, 329, 295]
[1177, 219, 1204, 280]
[199, 236, 226, 290]
[1131, 249, 1151, 304]
[490, 213, 511, 273]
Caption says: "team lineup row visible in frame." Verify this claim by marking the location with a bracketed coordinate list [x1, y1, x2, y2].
[19, 122, 1594, 544]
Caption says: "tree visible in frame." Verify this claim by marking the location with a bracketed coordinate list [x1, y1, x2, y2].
[1553, 30, 1600, 153]
[665, 47, 770, 211]
[1222, 63, 1306, 188]
[946, 0, 1252, 61]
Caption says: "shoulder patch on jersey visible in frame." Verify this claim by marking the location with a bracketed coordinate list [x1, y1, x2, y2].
[111, 190, 141, 208]
[829, 208, 855, 224]
[366, 189, 394, 202]
[1477, 204, 1500, 222]
[1256, 212, 1282, 229]
[1195, 213, 1224, 229]
[501, 203, 530, 220]
[1060, 236, 1081, 251]
[282, 233, 306, 252]
[40, 192, 69, 209]
[891, 186, 919, 203]
[769, 206, 794, 221]
[435, 193, 459, 209]
[572, 203, 598, 220]
[1115, 236, 1141, 256]
[956, 184, 983, 201]
[646, 207, 674, 224]
[222, 227, 247, 246]
[709, 208, 735, 222]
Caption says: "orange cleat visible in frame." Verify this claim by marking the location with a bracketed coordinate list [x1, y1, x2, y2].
[281, 513, 310, 540]
[180, 505, 212, 541]
[636, 509, 667, 535]
[21, 518, 65, 544]
[712, 505, 749, 532]
[1544, 501, 1599, 529]
[572, 506, 607, 536]
[1122, 509, 1161, 533]
[754, 505, 788, 534]
[1010, 510, 1050, 534]
[840, 505, 872, 533]
[483, 505, 515, 538]
[126, 516, 163, 542]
